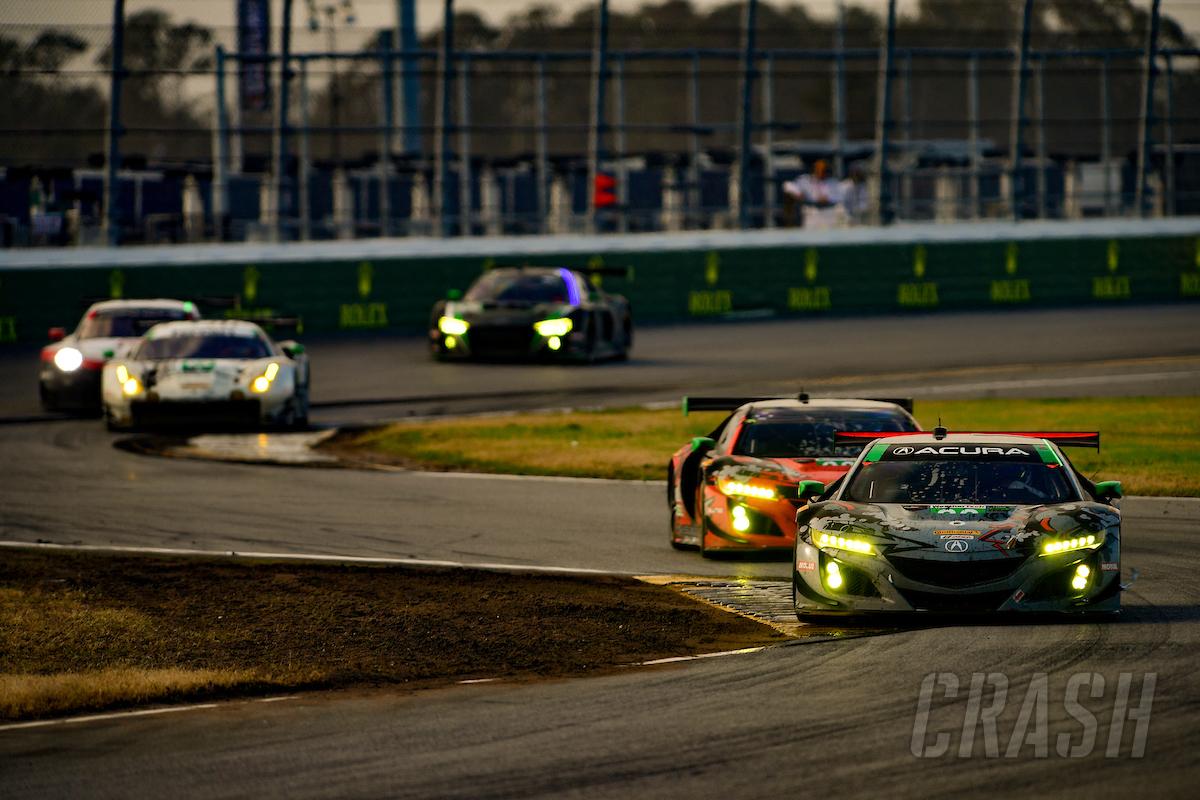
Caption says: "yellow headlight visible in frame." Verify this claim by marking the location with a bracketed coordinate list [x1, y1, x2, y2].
[813, 530, 874, 555]
[534, 317, 573, 338]
[251, 362, 280, 394]
[1040, 533, 1103, 556]
[718, 479, 776, 500]
[122, 377, 142, 397]
[439, 316, 470, 336]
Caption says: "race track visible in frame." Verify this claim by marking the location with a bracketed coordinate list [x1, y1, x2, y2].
[1, 304, 1199, 798]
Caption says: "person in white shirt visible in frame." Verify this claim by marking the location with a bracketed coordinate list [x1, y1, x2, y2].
[782, 159, 841, 229]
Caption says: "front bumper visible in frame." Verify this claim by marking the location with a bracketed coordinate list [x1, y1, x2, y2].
[40, 366, 103, 411]
[430, 325, 587, 361]
[700, 487, 799, 552]
[125, 399, 263, 429]
[792, 539, 1121, 615]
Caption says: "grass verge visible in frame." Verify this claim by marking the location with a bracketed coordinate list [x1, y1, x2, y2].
[0, 550, 785, 721]
[325, 397, 1200, 496]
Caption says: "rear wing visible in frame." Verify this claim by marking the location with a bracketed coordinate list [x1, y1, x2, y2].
[834, 431, 1101, 449]
[683, 395, 914, 415]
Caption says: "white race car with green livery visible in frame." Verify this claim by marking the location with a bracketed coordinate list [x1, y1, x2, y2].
[101, 320, 309, 430]
[792, 429, 1123, 618]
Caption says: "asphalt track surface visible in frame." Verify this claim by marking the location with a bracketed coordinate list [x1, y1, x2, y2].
[2, 303, 1200, 798]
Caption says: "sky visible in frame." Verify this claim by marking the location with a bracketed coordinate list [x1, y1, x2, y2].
[4, 0, 1199, 43]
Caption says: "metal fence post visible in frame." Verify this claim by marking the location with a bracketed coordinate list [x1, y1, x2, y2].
[901, 51, 913, 219]
[1035, 56, 1047, 219]
[736, 0, 759, 229]
[434, 0, 455, 237]
[380, 32, 395, 237]
[213, 44, 230, 237]
[614, 55, 628, 233]
[1135, 0, 1162, 217]
[535, 56, 549, 233]
[1164, 52, 1175, 216]
[762, 51, 775, 229]
[397, 0, 421, 154]
[587, 0, 611, 233]
[689, 51, 702, 227]
[832, 1, 847, 179]
[103, 0, 126, 246]
[874, 0, 897, 225]
[1009, 0, 1034, 221]
[1100, 56, 1112, 214]
[967, 55, 980, 219]
[298, 58, 311, 241]
[273, 0, 294, 242]
[458, 56, 472, 237]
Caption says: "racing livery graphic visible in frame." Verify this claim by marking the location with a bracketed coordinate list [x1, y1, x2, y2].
[101, 319, 310, 430]
[429, 265, 632, 362]
[792, 429, 1123, 616]
[668, 395, 920, 556]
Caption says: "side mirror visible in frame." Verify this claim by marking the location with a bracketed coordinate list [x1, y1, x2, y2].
[691, 436, 716, 452]
[48, 327, 66, 342]
[1094, 480, 1123, 504]
[798, 480, 826, 502]
[446, 288, 463, 301]
[279, 341, 305, 358]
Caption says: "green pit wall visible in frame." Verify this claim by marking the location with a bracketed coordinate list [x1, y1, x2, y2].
[1, 223, 1198, 344]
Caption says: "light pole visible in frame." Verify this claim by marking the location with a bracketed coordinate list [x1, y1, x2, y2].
[103, 0, 126, 246]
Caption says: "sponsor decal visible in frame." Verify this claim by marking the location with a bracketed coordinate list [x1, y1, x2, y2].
[339, 302, 389, 329]
[1011, 589, 1025, 603]
[944, 539, 969, 553]
[796, 560, 817, 572]
[1102, 562, 1120, 572]
[990, 278, 1031, 304]
[688, 290, 733, 315]
[787, 286, 832, 312]
[938, 533, 977, 540]
[887, 445, 1033, 459]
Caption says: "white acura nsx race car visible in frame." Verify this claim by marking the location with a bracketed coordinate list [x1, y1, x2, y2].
[101, 319, 310, 430]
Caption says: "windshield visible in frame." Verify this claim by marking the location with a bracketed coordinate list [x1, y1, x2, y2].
[464, 271, 572, 305]
[843, 460, 1078, 505]
[78, 309, 190, 339]
[136, 335, 272, 361]
[732, 409, 917, 458]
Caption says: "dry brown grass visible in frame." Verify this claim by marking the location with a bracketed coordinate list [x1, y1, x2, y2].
[0, 550, 783, 721]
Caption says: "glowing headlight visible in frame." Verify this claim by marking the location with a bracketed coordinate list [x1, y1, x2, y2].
[251, 362, 280, 394]
[54, 347, 83, 372]
[1040, 533, 1103, 556]
[1071, 563, 1091, 591]
[825, 561, 844, 590]
[813, 530, 874, 555]
[533, 317, 573, 338]
[718, 479, 776, 500]
[730, 504, 752, 532]
[439, 316, 470, 337]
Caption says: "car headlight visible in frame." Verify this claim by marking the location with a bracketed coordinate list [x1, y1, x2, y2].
[54, 347, 83, 372]
[1040, 532, 1104, 556]
[811, 530, 874, 555]
[718, 479, 776, 500]
[533, 317, 573, 338]
[439, 316, 470, 336]
[251, 362, 280, 394]
[115, 364, 142, 397]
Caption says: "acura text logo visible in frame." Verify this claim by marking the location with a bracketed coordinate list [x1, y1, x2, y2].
[945, 540, 969, 553]
[893, 446, 915, 455]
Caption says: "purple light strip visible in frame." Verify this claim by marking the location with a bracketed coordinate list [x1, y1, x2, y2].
[558, 268, 582, 306]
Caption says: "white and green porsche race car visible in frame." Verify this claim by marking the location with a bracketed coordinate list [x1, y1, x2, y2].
[792, 429, 1122, 617]
[101, 319, 309, 430]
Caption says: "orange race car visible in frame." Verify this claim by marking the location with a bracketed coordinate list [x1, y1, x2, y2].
[668, 394, 920, 556]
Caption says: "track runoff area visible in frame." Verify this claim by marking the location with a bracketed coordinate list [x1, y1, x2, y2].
[1, 302, 1199, 798]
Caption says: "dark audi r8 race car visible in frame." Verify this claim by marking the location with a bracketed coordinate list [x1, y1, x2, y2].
[792, 429, 1123, 617]
[39, 299, 201, 412]
[669, 395, 920, 556]
[429, 266, 632, 361]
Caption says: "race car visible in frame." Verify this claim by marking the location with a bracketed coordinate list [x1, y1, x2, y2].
[791, 429, 1123, 617]
[39, 299, 201, 412]
[429, 266, 632, 361]
[668, 395, 920, 556]
[101, 319, 309, 430]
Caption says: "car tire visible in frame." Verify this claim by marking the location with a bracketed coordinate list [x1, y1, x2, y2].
[669, 512, 698, 551]
[39, 384, 57, 413]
